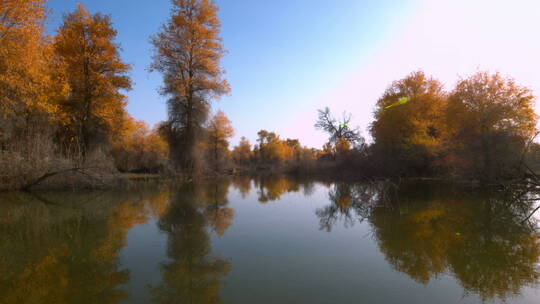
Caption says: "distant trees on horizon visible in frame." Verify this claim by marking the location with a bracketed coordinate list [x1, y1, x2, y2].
[230, 70, 538, 182]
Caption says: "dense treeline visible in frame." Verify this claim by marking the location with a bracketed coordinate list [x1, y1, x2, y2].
[1, 1, 538, 190]
[370, 71, 537, 180]
[229, 71, 538, 182]
[0, 1, 170, 190]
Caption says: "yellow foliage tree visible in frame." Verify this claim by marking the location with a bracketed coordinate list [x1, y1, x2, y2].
[150, 0, 230, 175]
[54, 4, 131, 159]
[446, 72, 538, 180]
[371, 71, 447, 176]
[255, 130, 296, 164]
[0, 0, 47, 117]
[111, 115, 169, 172]
[206, 110, 234, 172]
[232, 136, 252, 166]
[0, 0, 64, 147]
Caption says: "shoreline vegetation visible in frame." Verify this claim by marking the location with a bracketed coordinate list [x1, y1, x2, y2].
[2, 1, 540, 191]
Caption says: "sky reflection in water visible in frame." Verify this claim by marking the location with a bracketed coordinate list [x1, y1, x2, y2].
[1, 178, 540, 303]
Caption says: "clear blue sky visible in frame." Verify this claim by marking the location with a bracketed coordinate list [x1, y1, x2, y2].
[45, 0, 540, 148]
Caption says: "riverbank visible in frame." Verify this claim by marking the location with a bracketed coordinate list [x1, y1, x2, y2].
[4, 163, 530, 192]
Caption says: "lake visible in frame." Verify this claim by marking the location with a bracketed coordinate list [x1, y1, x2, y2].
[1, 177, 540, 303]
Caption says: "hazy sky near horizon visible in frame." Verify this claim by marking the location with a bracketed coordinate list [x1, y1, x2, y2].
[46, 0, 540, 148]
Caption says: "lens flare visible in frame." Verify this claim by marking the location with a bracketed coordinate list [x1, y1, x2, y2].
[385, 97, 410, 109]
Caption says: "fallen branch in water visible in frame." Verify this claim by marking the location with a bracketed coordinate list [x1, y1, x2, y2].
[21, 167, 106, 190]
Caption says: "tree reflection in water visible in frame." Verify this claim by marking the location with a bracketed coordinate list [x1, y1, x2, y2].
[317, 181, 540, 302]
[3, 178, 539, 303]
[0, 185, 169, 304]
[151, 182, 233, 304]
[253, 176, 315, 203]
[316, 181, 392, 232]
[231, 176, 252, 198]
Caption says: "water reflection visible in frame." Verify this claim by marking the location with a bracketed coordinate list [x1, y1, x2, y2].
[151, 182, 232, 304]
[2, 179, 540, 303]
[252, 176, 315, 202]
[315, 182, 388, 231]
[204, 180, 235, 237]
[317, 181, 540, 301]
[231, 176, 252, 198]
[0, 186, 169, 304]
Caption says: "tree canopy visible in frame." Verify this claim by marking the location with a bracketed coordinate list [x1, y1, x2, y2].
[54, 4, 132, 159]
[370, 71, 447, 176]
[151, 0, 229, 175]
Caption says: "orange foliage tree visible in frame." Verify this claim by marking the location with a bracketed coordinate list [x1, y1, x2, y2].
[151, 0, 230, 175]
[370, 71, 447, 176]
[446, 72, 538, 180]
[0, 0, 62, 148]
[206, 111, 234, 172]
[111, 116, 169, 173]
[54, 4, 132, 160]
[232, 136, 252, 167]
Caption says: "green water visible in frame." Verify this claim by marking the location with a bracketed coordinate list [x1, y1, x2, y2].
[1, 177, 540, 303]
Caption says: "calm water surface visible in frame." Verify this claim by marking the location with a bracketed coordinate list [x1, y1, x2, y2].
[2, 177, 540, 303]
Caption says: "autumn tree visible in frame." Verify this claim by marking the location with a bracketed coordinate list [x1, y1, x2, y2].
[54, 4, 131, 160]
[319, 142, 334, 160]
[0, 0, 61, 150]
[446, 72, 537, 180]
[254, 130, 295, 165]
[111, 116, 169, 173]
[0, 0, 46, 117]
[150, 0, 230, 175]
[206, 110, 234, 172]
[285, 138, 301, 160]
[0, 0, 77, 190]
[315, 107, 365, 158]
[370, 71, 447, 176]
[255, 130, 276, 163]
[232, 136, 252, 167]
[247, 131, 317, 172]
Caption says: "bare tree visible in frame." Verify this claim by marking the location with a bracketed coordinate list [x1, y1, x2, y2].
[315, 107, 365, 148]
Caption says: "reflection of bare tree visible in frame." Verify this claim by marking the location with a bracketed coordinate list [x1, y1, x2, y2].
[314, 181, 540, 301]
[151, 183, 233, 304]
[369, 184, 540, 302]
[316, 182, 392, 232]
